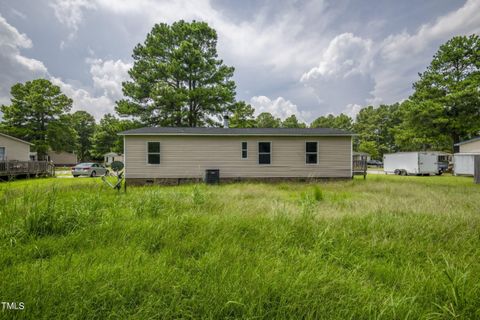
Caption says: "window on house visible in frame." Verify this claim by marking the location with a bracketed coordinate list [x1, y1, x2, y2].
[0, 147, 5, 161]
[147, 142, 160, 164]
[258, 142, 271, 164]
[306, 142, 318, 164]
[241, 142, 248, 159]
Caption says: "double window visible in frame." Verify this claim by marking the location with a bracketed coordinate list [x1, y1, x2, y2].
[0, 147, 5, 161]
[258, 142, 271, 164]
[241, 142, 248, 159]
[147, 142, 161, 164]
[306, 142, 318, 164]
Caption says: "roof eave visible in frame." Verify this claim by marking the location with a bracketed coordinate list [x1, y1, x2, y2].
[454, 137, 480, 146]
[0, 133, 33, 145]
[118, 132, 356, 137]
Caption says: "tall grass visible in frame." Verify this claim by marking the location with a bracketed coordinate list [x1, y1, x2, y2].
[0, 175, 479, 319]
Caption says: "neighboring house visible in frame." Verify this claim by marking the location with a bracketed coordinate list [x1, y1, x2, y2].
[0, 132, 32, 161]
[47, 151, 78, 167]
[104, 152, 124, 165]
[119, 127, 354, 185]
[454, 137, 480, 153]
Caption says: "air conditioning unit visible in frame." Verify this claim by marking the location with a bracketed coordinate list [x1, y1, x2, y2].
[205, 169, 220, 184]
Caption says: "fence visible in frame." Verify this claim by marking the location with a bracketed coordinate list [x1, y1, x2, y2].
[0, 161, 55, 179]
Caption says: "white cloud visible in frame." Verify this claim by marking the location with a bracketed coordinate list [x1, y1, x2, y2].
[50, 0, 96, 47]
[87, 58, 132, 100]
[0, 14, 48, 104]
[380, 0, 480, 62]
[54, 0, 330, 73]
[342, 104, 362, 119]
[10, 8, 27, 20]
[250, 96, 310, 122]
[300, 33, 375, 116]
[47, 58, 132, 119]
[0, 14, 120, 119]
[51, 76, 114, 119]
[371, 0, 480, 104]
[301, 33, 373, 82]
[5, 0, 480, 122]
[301, 0, 480, 115]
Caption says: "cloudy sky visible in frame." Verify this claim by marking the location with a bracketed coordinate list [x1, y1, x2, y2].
[0, 0, 479, 123]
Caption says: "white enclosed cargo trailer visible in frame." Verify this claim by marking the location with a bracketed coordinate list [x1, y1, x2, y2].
[453, 153, 480, 176]
[383, 152, 439, 176]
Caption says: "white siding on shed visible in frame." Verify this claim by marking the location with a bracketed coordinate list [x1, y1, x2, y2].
[454, 153, 480, 176]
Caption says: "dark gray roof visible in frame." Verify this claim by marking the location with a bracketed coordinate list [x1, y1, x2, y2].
[454, 136, 480, 146]
[119, 127, 355, 136]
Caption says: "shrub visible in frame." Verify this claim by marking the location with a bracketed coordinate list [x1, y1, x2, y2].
[313, 186, 324, 202]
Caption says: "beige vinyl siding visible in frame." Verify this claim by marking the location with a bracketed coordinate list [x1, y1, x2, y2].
[125, 135, 352, 179]
[459, 140, 480, 153]
[47, 151, 78, 166]
[0, 135, 30, 161]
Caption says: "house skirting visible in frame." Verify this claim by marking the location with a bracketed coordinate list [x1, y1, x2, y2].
[125, 176, 352, 186]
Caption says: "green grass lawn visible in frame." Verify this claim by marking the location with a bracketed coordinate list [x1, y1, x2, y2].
[0, 175, 479, 319]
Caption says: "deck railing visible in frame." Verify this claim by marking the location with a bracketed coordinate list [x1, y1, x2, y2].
[0, 160, 55, 178]
[352, 155, 368, 178]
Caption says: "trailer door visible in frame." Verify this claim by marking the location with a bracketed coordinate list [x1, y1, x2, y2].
[419, 152, 437, 174]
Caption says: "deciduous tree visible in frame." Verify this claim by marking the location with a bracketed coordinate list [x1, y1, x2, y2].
[228, 101, 256, 128]
[282, 114, 306, 128]
[90, 114, 140, 159]
[0, 79, 73, 159]
[70, 111, 96, 161]
[255, 112, 281, 128]
[310, 114, 353, 130]
[354, 104, 401, 158]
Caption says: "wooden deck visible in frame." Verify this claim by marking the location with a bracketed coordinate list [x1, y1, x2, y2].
[352, 155, 368, 179]
[0, 161, 55, 180]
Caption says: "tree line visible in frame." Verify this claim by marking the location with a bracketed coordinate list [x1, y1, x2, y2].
[1, 21, 479, 161]
[0, 79, 136, 161]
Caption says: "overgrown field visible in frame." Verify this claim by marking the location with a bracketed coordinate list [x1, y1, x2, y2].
[0, 175, 479, 319]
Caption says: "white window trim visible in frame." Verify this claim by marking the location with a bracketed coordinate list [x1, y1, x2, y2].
[0, 146, 6, 161]
[241, 141, 248, 159]
[305, 141, 319, 165]
[258, 141, 272, 165]
[146, 141, 161, 165]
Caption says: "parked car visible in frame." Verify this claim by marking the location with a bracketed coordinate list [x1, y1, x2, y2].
[437, 161, 449, 174]
[71, 162, 108, 177]
[367, 160, 383, 167]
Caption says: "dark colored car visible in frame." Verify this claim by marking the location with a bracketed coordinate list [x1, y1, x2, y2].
[367, 160, 383, 167]
[437, 161, 449, 174]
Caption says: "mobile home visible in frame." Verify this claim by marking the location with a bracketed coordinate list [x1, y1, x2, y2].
[119, 127, 354, 185]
